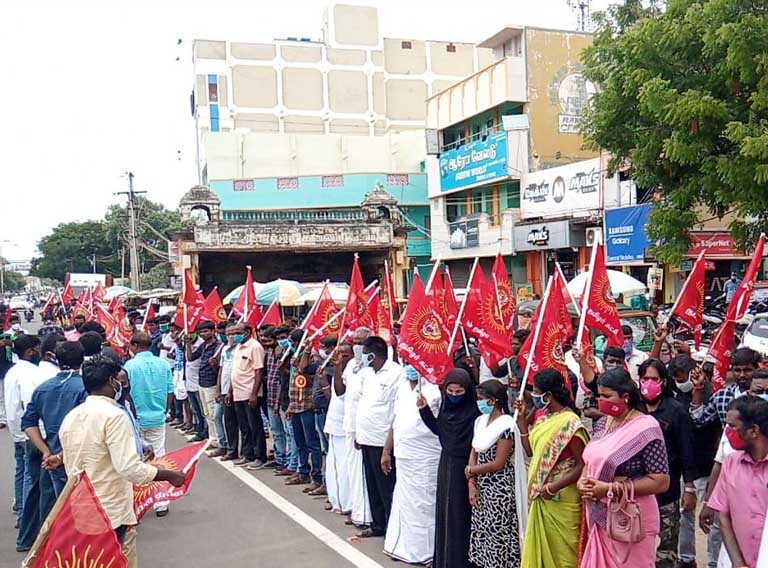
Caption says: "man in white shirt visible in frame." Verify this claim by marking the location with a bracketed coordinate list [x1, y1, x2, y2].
[621, 325, 649, 384]
[337, 327, 373, 528]
[383, 364, 442, 563]
[355, 335, 405, 538]
[325, 342, 352, 514]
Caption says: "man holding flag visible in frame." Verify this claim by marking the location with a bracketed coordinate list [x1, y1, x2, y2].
[58, 356, 186, 566]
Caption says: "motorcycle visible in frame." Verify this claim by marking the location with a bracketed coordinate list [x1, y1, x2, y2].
[24, 308, 34, 323]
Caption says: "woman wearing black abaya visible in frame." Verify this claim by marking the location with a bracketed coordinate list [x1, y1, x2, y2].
[417, 368, 480, 568]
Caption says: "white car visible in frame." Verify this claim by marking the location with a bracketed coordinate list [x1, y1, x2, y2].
[741, 313, 768, 356]
[9, 295, 31, 311]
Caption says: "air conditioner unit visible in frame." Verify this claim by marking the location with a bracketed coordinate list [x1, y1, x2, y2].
[586, 227, 602, 246]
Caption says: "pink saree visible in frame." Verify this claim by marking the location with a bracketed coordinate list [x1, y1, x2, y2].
[580, 414, 664, 568]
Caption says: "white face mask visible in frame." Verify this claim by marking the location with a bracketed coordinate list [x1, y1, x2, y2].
[318, 349, 328, 359]
[353, 345, 364, 363]
[676, 379, 694, 393]
[10, 323, 21, 331]
[360, 352, 375, 368]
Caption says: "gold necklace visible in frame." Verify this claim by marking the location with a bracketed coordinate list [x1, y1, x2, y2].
[606, 410, 634, 434]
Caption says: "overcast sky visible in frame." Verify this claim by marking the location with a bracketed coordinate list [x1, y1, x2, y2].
[1, 0, 612, 262]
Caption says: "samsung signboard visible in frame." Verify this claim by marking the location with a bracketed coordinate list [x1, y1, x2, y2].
[520, 158, 601, 220]
[439, 131, 508, 193]
[604, 204, 653, 264]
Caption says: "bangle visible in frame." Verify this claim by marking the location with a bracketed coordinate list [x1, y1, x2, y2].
[520, 432, 529, 437]
[684, 487, 696, 495]
[545, 484, 557, 496]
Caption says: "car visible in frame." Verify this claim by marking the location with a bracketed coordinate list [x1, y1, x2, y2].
[9, 295, 31, 311]
[741, 313, 768, 357]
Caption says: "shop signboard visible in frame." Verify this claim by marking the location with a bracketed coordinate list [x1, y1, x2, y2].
[647, 267, 663, 291]
[513, 219, 584, 252]
[687, 233, 746, 258]
[520, 158, 601, 220]
[604, 204, 653, 264]
[516, 284, 534, 302]
[439, 131, 508, 193]
[448, 217, 480, 249]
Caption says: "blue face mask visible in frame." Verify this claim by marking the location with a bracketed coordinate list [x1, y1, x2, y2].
[278, 338, 292, 350]
[477, 399, 493, 415]
[532, 392, 550, 410]
[447, 393, 464, 405]
[233, 333, 247, 345]
[405, 365, 420, 382]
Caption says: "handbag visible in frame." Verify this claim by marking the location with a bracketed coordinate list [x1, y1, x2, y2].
[606, 480, 643, 562]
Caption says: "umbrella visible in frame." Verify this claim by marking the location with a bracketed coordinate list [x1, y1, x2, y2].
[256, 279, 307, 306]
[104, 286, 133, 300]
[567, 270, 647, 301]
[222, 282, 264, 305]
[295, 283, 349, 305]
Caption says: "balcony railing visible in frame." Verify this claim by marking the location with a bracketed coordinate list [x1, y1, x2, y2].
[221, 209, 367, 223]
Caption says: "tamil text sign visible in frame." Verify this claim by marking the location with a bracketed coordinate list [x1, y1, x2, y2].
[439, 131, 508, 193]
[520, 158, 601, 220]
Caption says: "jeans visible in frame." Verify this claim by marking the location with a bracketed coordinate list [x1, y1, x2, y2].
[18, 442, 56, 550]
[282, 408, 298, 471]
[213, 401, 228, 450]
[140, 426, 168, 510]
[187, 391, 208, 439]
[223, 402, 239, 457]
[314, 409, 328, 454]
[13, 442, 26, 523]
[171, 397, 184, 420]
[679, 476, 721, 567]
[199, 386, 219, 444]
[291, 410, 323, 483]
[233, 400, 267, 462]
[267, 406, 288, 467]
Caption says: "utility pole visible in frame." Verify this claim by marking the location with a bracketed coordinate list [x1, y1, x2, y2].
[115, 172, 146, 290]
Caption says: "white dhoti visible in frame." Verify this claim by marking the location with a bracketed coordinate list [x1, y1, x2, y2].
[346, 432, 372, 525]
[326, 434, 351, 513]
[384, 455, 439, 564]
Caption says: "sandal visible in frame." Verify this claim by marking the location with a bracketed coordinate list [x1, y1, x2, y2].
[357, 528, 384, 538]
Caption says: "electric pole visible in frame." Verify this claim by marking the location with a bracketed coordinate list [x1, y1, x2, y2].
[115, 173, 146, 290]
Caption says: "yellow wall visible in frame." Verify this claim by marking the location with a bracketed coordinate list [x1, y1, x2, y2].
[525, 29, 597, 169]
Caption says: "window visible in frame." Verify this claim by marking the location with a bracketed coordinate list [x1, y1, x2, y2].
[423, 215, 431, 232]
[446, 43, 456, 53]
[446, 194, 467, 222]
[207, 74, 218, 103]
[503, 182, 521, 210]
[401, 40, 412, 49]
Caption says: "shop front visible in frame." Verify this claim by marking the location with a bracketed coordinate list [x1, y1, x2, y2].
[685, 233, 752, 294]
[513, 219, 590, 295]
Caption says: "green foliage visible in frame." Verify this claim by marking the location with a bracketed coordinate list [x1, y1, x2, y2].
[582, 0, 768, 263]
[31, 198, 181, 286]
[142, 264, 171, 289]
[3, 271, 27, 292]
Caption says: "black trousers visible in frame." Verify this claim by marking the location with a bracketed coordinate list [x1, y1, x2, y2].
[233, 400, 267, 462]
[361, 444, 396, 534]
[223, 402, 240, 457]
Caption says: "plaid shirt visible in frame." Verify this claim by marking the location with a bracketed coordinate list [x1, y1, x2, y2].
[191, 339, 222, 388]
[288, 365, 314, 414]
[691, 383, 741, 427]
[265, 349, 282, 409]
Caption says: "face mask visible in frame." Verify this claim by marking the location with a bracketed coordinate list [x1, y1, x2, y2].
[159, 324, 169, 333]
[353, 344, 364, 363]
[188, 333, 198, 342]
[623, 340, 634, 359]
[598, 397, 628, 418]
[405, 365, 420, 382]
[234, 333, 247, 345]
[318, 349, 328, 359]
[218, 333, 227, 343]
[724, 425, 746, 451]
[477, 399, 493, 415]
[360, 352, 375, 368]
[278, 338, 291, 350]
[447, 393, 464, 405]
[111, 379, 123, 402]
[660, 352, 672, 364]
[676, 378, 694, 393]
[532, 392, 550, 410]
[11, 323, 21, 331]
[640, 379, 663, 402]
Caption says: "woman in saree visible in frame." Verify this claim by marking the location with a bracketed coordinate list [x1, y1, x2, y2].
[515, 369, 589, 568]
[577, 367, 670, 568]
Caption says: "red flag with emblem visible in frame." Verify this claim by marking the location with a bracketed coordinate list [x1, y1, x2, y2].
[141, 302, 157, 333]
[709, 234, 765, 392]
[370, 293, 395, 345]
[381, 259, 397, 322]
[581, 243, 624, 347]
[305, 284, 341, 348]
[94, 303, 127, 355]
[61, 282, 75, 306]
[462, 265, 513, 366]
[92, 282, 106, 303]
[342, 256, 375, 333]
[111, 303, 134, 345]
[397, 275, 453, 384]
[442, 271, 460, 330]
[23, 472, 127, 568]
[492, 254, 516, 333]
[232, 266, 256, 317]
[670, 251, 706, 349]
[133, 440, 208, 522]
[256, 300, 281, 328]
[202, 288, 228, 324]
[517, 276, 571, 389]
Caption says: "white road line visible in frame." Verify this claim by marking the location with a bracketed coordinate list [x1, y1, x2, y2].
[212, 459, 385, 568]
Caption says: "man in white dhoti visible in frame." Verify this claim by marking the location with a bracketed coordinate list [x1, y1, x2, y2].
[324, 342, 352, 514]
[335, 327, 373, 527]
[383, 364, 442, 564]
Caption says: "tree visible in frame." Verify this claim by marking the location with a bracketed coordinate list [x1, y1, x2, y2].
[3, 270, 27, 292]
[582, 0, 768, 263]
[142, 264, 171, 289]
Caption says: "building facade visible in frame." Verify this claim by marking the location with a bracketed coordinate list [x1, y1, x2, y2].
[185, 3, 500, 295]
[425, 26, 596, 295]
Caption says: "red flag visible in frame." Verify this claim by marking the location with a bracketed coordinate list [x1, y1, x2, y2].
[133, 440, 207, 522]
[709, 234, 765, 392]
[443, 271, 460, 329]
[462, 265, 513, 366]
[174, 305, 202, 332]
[202, 288, 228, 324]
[93, 282, 106, 303]
[141, 303, 157, 333]
[381, 259, 397, 321]
[343, 256, 376, 332]
[670, 252, 706, 349]
[61, 282, 75, 305]
[112, 303, 134, 345]
[427, 271, 451, 328]
[518, 276, 571, 388]
[305, 284, 341, 347]
[95, 303, 127, 354]
[492, 254, 516, 333]
[256, 301, 281, 328]
[397, 275, 453, 384]
[370, 293, 395, 345]
[72, 302, 93, 322]
[581, 244, 624, 347]
[181, 269, 200, 307]
[24, 472, 127, 568]
[232, 267, 256, 316]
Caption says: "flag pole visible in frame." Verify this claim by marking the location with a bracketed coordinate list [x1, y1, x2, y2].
[424, 255, 442, 296]
[448, 257, 479, 354]
[182, 269, 189, 335]
[576, 240, 599, 349]
[384, 258, 395, 324]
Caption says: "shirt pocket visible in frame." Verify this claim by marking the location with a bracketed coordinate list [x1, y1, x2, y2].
[237, 355, 251, 372]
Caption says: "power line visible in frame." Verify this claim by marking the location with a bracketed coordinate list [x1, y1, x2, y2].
[115, 173, 146, 290]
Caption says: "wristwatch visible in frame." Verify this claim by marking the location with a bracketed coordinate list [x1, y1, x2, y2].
[684, 487, 696, 495]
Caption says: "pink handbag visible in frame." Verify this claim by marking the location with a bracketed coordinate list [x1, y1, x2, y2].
[606, 480, 643, 562]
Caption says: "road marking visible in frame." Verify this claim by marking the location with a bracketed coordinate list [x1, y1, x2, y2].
[212, 459, 385, 568]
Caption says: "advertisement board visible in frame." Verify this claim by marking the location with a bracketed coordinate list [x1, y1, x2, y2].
[520, 158, 601, 220]
[448, 218, 480, 249]
[604, 204, 653, 264]
[439, 131, 508, 193]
